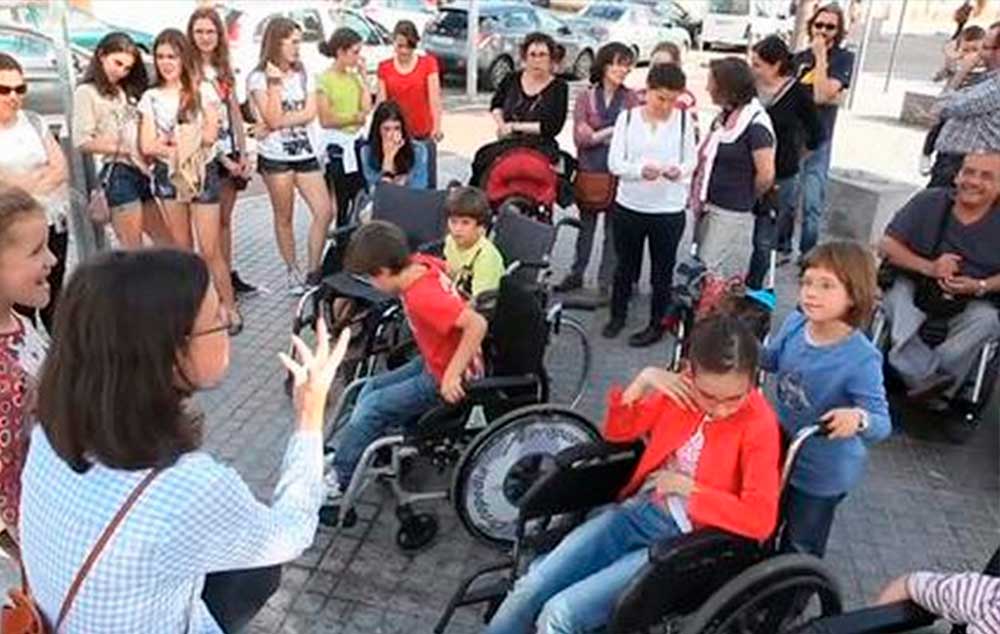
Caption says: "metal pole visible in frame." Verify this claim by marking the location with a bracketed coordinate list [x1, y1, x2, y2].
[53, 0, 102, 260]
[466, 0, 479, 99]
[847, 0, 876, 110]
[883, 0, 909, 93]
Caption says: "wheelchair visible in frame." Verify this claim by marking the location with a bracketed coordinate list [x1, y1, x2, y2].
[322, 271, 601, 551]
[868, 279, 1000, 440]
[435, 424, 845, 634]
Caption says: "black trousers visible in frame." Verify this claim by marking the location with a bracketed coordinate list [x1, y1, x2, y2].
[610, 204, 685, 325]
[747, 210, 776, 291]
[203, 565, 282, 633]
[927, 152, 964, 189]
[324, 157, 366, 230]
[14, 225, 68, 335]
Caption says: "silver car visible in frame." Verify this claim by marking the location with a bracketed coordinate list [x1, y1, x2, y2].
[423, 1, 598, 90]
[0, 23, 90, 119]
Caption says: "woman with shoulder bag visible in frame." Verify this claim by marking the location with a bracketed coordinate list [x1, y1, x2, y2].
[604, 63, 697, 348]
[557, 42, 639, 298]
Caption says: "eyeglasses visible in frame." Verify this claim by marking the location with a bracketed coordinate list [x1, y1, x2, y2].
[0, 84, 27, 96]
[812, 22, 838, 31]
[189, 307, 232, 339]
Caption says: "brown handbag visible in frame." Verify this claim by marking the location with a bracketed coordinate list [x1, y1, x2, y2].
[2, 469, 161, 633]
[573, 171, 618, 213]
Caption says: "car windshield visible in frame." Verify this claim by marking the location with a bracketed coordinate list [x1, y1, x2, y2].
[0, 29, 52, 61]
[581, 4, 625, 22]
[708, 0, 751, 15]
[537, 10, 564, 32]
[428, 9, 495, 36]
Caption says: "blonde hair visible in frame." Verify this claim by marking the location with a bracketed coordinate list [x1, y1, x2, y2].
[800, 241, 878, 328]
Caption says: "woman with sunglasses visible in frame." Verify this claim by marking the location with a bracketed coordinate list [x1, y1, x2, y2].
[75, 32, 171, 252]
[377, 20, 442, 187]
[0, 53, 69, 334]
[19, 248, 349, 632]
[792, 4, 854, 260]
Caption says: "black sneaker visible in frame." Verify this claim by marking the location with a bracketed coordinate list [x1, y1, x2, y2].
[602, 318, 625, 339]
[628, 324, 665, 348]
[231, 270, 258, 296]
[304, 270, 323, 289]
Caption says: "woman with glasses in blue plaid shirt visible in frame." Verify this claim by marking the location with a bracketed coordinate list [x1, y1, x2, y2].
[18, 249, 348, 633]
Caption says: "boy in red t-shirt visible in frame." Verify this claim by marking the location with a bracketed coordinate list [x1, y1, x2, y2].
[322, 221, 488, 523]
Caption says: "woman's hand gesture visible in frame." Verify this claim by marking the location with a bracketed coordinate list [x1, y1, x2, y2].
[279, 318, 350, 433]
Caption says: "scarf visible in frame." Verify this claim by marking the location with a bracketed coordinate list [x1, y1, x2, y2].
[690, 98, 775, 216]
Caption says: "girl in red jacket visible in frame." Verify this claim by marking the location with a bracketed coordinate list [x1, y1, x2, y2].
[486, 314, 781, 634]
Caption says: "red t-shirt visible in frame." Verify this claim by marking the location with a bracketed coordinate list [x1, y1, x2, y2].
[378, 54, 439, 138]
[402, 255, 472, 382]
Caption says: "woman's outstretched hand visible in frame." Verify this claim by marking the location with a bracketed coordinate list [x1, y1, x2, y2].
[279, 318, 350, 433]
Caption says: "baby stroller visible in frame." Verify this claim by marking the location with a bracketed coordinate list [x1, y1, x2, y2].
[478, 144, 577, 224]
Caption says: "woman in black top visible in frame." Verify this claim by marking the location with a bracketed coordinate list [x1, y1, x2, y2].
[747, 35, 824, 286]
[470, 32, 568, 186]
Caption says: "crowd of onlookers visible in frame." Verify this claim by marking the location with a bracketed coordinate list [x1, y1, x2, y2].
[0, 2, 997, 632]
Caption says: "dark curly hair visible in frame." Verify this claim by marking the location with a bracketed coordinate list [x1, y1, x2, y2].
[589, 41, 634, 86]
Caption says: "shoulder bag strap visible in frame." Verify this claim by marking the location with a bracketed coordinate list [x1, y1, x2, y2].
[930, 195, 954, 257]
[679, 109, 687, 164]
[624, 107, 632, 162]
[53, 468, 161, 631]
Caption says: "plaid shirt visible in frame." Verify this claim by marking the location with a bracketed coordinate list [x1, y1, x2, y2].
[935, 70, 1000, 154]
[19, 426, 325, 633]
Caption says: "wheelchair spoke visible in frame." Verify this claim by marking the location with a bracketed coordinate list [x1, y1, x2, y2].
[543, 314, 591, 408]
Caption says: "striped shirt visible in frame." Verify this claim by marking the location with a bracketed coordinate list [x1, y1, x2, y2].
[20, 426, 325, 633]
[935, 71, 1000, 154]
[907, 571, 1000, 633]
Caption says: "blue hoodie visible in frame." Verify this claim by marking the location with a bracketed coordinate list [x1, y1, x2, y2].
[761, 311, 891, 497]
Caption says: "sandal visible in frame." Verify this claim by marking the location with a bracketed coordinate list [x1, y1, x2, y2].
[228, 310, 244, 337]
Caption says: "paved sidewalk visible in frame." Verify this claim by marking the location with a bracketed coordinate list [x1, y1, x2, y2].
[171, 151, 997, 634]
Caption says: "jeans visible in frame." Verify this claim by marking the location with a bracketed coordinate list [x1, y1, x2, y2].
[779, 485, 845, 558]
[203, 565, 282, 633]
[799, 140, 833, 256]
[747, 210, 775, 290]
[332, 356, 441, 490]
[610, 205, 685, 325]
[773, 175, 801, 254]
[570, 209, 616, 290]
[486, 496, 682, 634]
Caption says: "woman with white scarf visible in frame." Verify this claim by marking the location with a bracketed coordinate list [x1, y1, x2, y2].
[691, 57, 776, 280]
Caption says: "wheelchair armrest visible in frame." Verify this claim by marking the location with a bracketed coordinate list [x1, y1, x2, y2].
[417, 238, 445, 256]
[465, 375, 540, 396]
[327, 223, 359, 243]
[794, 601, 937, 634]
[554, 440, 643, 470]
[610, 529, 765, 634]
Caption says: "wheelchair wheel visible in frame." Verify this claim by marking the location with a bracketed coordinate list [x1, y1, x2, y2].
[679, 554, 843, 634]
[451, 404, 601, 548]
[543, 313, 591, 409]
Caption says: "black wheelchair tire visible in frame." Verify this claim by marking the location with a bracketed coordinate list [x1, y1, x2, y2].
[450, 404, 601, 548]
[543, 313, 591, 409]
[679, 554, 844, 634]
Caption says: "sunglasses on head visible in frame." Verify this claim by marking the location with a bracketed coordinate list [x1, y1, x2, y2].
[813, 22, 838, 31]
[0, 84, 27, 96]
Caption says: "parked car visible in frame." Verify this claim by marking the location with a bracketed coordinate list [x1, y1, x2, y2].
[0, 3, 154, 52]
[349, 0, 440, 35]
[574, 1, 690, 63]
[700, 0, 794, 51]
[0, 23, 90, 121]
[649, 0, 703, 48]
[424, 1, 597, 90]
[224, 3, 393, 103]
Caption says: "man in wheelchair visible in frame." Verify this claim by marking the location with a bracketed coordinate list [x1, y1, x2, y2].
[485, 315, 781, 634]
[878, 152, 1000, 406]
[322, 221, 488, 521]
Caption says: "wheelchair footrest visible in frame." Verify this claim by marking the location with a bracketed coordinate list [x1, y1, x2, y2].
[435, 559, 513, 634]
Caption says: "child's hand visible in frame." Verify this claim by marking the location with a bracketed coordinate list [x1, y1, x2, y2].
[821, 407, 865, 439]
[440, 368, 465, 404]
[650, 470, 695, 497]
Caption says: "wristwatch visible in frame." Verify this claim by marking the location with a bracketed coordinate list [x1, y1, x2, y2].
[976, 279, 988, 297]
[857, 410, 869, 433]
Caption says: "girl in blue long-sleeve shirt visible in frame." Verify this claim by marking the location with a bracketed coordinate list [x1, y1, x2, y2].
[761, 240, 890, 557]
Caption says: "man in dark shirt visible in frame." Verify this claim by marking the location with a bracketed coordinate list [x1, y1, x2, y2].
[878, 152, 1000, 403]
[793, 4, 855, 259]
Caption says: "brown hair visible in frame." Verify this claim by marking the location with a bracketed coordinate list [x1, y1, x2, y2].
[81, 32, 148, 101]
[188, 8, 234, 88]
[0, 52, 22, 74]
[320, 27, 363, 59]
[256, 17, 303, 73]
[808, 4, 847, 48]
[344, 221, 411, 276]
[959, 24, 987, 42]
[392, 20, 420, 48]
[800, 241, 878, 328]
[651, 41, 682, 65]
[688, 313, 760, 378]
[38, 249, 209, 473]
[709, 57, 757, 109]
[0, 186, 45, 247]
[152, 29, 201, 122]
[446, 186, 491, 226]
[520, 32, 565, 64]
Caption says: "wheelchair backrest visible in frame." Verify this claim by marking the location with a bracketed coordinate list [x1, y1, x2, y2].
[517, 441, 643, 523]
[488, 275, 548, 379]
[491, 210, 557, 281]
[371, 182, 448, 252]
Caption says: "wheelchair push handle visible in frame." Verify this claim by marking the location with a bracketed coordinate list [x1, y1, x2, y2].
[780, 424, 828, 492]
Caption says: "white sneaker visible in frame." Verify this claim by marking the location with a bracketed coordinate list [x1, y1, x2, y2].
[286, 269, 306, 296]
[919, 154, 934, 176]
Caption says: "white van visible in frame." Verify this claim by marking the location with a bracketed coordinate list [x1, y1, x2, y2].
[700, 0, 794, 50]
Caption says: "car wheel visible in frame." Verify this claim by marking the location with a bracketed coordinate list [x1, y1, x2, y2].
[488, 56, 515, 91]
[572, 49, 594, 81]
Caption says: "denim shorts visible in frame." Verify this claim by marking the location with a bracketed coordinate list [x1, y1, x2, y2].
[152, 159, 221, 205]
[258, 156, 321, 175]
[100, 162, 153, 211]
